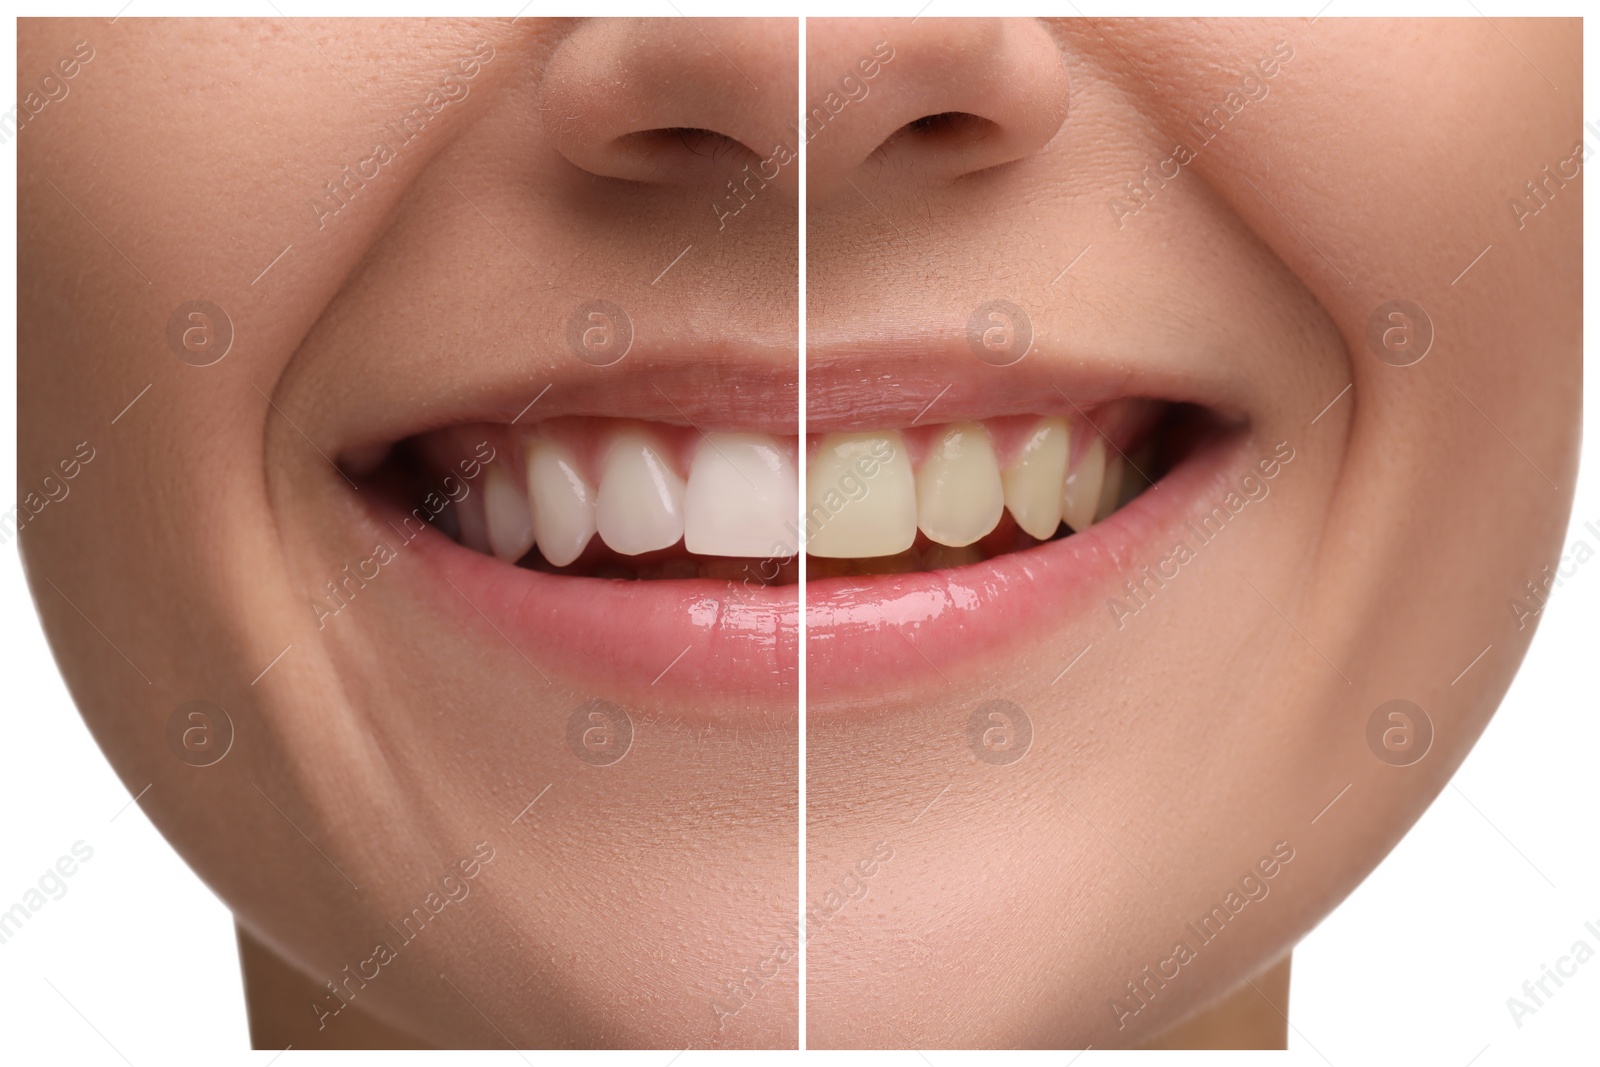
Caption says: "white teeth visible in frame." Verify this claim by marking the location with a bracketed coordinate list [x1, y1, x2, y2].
[596, 430, 686, 555]
[1095, 449, 1126, 523]
[525, 439, 596, 567]
[483, 461, 536, 562]
[684, 433, 797, 558]
[916, 422, 1004, 548]
[805, 431, 917, 559]
[1002, 417, 1070, 540]
[1061, 434, 1107, 532]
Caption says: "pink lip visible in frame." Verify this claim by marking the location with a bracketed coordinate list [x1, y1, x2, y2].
[804, 425, 1248, 709]
[401, 513, 799, 723]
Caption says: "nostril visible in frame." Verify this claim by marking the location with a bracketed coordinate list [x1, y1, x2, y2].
[870, 111, 1015, 178]
[892, 112, 1000, 147]
[571, 126, 759, 185]
[667, 127, 747, 160]
[616, 127, 754, 165]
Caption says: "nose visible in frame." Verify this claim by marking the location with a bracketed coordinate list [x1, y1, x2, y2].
[538, 18, 799, 186]
[806, 18, 1069, 201]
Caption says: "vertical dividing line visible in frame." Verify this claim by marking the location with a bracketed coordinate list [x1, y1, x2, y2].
[796, 13, 808, 1053]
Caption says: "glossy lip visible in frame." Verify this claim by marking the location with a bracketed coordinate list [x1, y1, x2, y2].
[804, 417, 1251, 710]
[395, 500, 799, 722]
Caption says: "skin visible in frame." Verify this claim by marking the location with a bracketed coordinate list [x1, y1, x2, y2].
[18, 18, 796, 1049]
[806, 17, 1579, 1048]
[16, 16, 1580, 1052]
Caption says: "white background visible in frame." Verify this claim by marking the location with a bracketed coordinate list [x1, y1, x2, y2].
[2, 3, 1595, 1065]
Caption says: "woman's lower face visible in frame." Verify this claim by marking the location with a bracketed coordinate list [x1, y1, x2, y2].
[16, 16, 1579, 1049]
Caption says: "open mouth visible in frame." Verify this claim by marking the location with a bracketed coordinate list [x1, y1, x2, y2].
[333, 342, 1245, 709]
[359, 399, 1193, 584]
[356, 396, 1203, 601]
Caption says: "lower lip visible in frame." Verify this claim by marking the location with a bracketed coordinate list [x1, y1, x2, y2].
[401, 516, 799, 722]
[805, 427, 1248, 709]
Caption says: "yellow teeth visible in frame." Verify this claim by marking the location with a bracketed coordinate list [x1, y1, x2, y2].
[1001, 417, 1070, 540]
[1060, 433, 1106, 533]
[805, 431, 917, 559]
[916, 422, 1005, 548]
[805, 419, 1138, 556]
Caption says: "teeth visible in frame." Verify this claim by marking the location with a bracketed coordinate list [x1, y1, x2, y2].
[916, 422, 1004, 548]
[432, 411, 1152, 570]
[684, 433, 797, 557]
[806, 432, 917, 559]
[525, 439, 596, 567]
[596, 430, 686, 555]
[483, 461, 536, 562]
[1002, 417, 1070, 540]
[1061, 434, 1107, 533]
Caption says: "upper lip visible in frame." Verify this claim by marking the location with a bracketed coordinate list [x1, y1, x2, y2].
[805, 333, 1245, 434]
[331, 335, 798, 466]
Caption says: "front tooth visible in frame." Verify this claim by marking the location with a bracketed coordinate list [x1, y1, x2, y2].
[1061, 434, 1107, 532]
[684, 433, 796, 558]
[1095, 449, 1126, 522]
[596, 430, 685, 555]
[1002, 417, 1070, 540]
[916, 422, 1004, 547]
[525, 439, 596, 567]
[483, 461, 536, 562]
[805, 432, 916, 558]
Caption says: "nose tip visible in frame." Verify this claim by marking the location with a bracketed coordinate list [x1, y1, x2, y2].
[539, 18, 799, 186]
[806, 18, 1069, 201]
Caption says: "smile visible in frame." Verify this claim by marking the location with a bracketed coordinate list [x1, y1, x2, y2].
[337, 334, 1244, 714]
